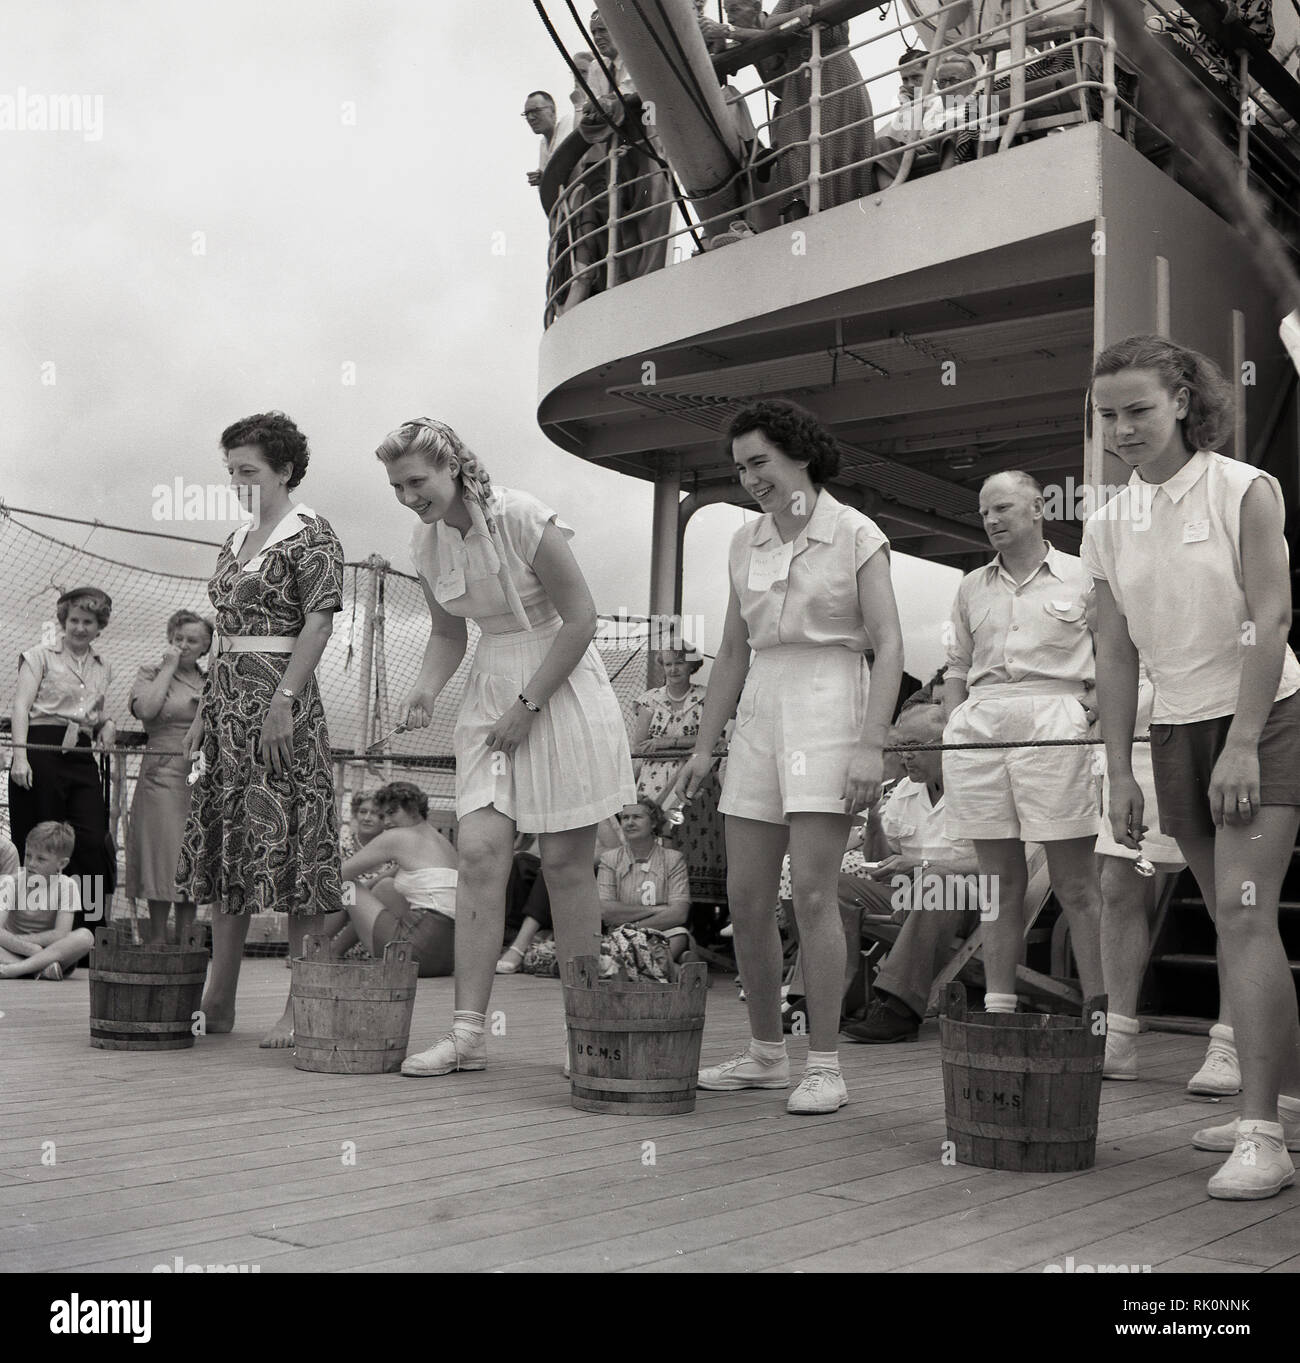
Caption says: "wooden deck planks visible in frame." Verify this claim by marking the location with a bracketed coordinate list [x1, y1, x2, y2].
[1, 959, 1292, 1273]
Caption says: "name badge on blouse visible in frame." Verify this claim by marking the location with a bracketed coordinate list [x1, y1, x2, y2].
[748, 541, 794, 593]
[1182, 520, 1209, 544]
[435, 562, 466, 600]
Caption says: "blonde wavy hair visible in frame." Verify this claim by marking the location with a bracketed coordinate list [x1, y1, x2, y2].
[374, 418, 498, 530]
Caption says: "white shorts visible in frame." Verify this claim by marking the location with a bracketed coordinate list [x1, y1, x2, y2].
[719, 644, 867, 825]
[943, 691, 1099, 842]
[1093, 743, 1185, 867]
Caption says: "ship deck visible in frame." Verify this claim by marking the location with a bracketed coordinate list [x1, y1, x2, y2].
[3, 961, 1299, 1275]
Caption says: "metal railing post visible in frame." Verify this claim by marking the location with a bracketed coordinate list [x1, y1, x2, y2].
[808, 22, 823, 214]
[1101, 0, 1117, 132]
[605, 142, 620, 291]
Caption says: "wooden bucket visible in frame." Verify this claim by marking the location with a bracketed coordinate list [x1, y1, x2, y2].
[88, 928, 208, 1051]
[940, 985, 1107, 1172]
[562, 955, 708, 1115]
[291, 935, 417, 1075]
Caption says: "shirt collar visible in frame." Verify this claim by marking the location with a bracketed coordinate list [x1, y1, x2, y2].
[230, 503, 317, 557]
[751, 487, 843, 547]
[51, 636, 104, 664]
[987, 540, 1064, 585]
[1127, 450, 1210, 505]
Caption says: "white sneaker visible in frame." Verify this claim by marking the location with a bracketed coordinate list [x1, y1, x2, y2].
[697, 1049, 790, 1090]
[1193, 1112, 1300, 1153]
[400, 1031, 486, 1077]
[1187, 1040, 1240, 1096]
[1103, 1032, 1138, 1081]
[787, 1068, 848, 1115]
[1206, 1123, 1296, 1200]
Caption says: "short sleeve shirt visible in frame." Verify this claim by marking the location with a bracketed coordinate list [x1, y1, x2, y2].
[945, 544, 1094, 689]
[727, 490, 889, 652]
[19, 639, 112, 731]
[213, 505, 344, 637]
[409, 487, 574, 633]
[597, 842, 690, 906]
[879, 777, 977, 873]
[1081, 452, 1300, 723]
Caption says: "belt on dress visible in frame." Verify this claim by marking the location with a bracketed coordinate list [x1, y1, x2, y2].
[216, 635, 298, 654]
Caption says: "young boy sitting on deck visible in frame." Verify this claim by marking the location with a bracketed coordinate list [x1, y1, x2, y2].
[0, 822, 94, 980]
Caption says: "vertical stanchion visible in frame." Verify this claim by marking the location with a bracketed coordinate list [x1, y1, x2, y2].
[1000, 0, 1028, 152]
[605, 142, 620, 291]
[1101, 1, 1117, 132]
[807, 22, 822, 214]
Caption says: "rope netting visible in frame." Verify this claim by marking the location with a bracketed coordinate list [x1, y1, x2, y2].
[0, 506, 652, 826]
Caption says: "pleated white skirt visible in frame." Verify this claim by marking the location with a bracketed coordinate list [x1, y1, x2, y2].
[455, 615, 636, 832]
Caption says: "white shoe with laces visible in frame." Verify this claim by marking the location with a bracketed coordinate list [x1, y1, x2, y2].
[787, 1067, 848, 1115]
[1206, 1123, 1295, 1200]
[697, 1049, 790, 1090]
[1187, 1040, 1240, 1096]
[1194, 1112, 1300, 1153]
[400, 1031, 486, 1077]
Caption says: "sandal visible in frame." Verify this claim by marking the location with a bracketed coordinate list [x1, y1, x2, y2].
[37, 962, 65, 981]
[495, 946, 525, 975]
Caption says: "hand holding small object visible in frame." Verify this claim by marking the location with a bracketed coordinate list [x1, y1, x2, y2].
[187, 751, 208, 787]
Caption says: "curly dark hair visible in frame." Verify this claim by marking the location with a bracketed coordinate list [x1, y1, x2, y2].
[372, 781, 429, 821]
[220, 411, 311, 490]
[727, 399, 841, 486]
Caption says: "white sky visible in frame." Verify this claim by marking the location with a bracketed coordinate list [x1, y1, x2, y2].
[4, 1, 961, 682]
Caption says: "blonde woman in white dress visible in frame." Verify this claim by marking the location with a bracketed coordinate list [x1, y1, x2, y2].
[376, 418, 635, 1077]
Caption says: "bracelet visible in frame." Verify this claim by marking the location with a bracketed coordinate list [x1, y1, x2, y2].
[518, 694, 541, 713]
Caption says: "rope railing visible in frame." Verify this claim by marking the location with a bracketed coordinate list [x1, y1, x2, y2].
[543, 0, 1300, 323]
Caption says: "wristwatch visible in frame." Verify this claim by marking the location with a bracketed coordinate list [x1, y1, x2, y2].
[518, 693, 541, 713]
[279, 687, 297, 702]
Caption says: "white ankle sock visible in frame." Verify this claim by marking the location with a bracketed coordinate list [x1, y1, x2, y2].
[984, 993, 1018, 1014]
[1209, 1022, 1235, 1049]
[452, 1009, 486, 1039]
[1238, 1119, 1284, 1141]
[807, 1049, 840, 1073]
[1107, 1012, 1140, 1037]
[748, 1038, 787, 1063]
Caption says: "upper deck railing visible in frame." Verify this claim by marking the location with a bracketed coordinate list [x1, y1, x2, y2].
[541, 0, 1300, 327]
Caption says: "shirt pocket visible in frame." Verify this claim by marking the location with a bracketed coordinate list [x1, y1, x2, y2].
[1038, 598, 1087, 650]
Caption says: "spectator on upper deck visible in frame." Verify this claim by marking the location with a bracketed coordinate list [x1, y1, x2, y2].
[524, 90, 574, 190]
[717, 0, 875, 220]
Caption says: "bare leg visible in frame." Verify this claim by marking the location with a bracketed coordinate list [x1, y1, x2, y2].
[503, 916, 542, 959]
[723, 816, 790, 1043]
[201, 911, 251, 1032]
[174, 901, 198, 946]
[146, 899, 172, 945]
[539, 825, 602, 980]
[1175, 834, 1232, 1030]
[0, 928, 94, 978]
[787, 813, 854, 1054]
[1099, 855, 1158, 1017]
[449, 806, 516, 1016]
[971, 839, 1029, 998]
[260, 914, 325, 1047]
[343, 886, 390, 957]
[1211, 809, 1300, 1120]
[1043, 836, 1104, 999]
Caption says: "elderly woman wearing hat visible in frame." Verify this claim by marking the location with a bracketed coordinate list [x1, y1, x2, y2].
[8, 586, 118, 923]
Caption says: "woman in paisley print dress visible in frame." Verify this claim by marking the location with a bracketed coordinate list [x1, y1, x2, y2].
[177, 412, 345, 1047]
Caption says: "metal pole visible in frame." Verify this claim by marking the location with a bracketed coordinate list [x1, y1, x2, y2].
[1101, 0, 1117, 132]
[647, 463, 682, 688]
[357, 559, 378, 771]
[1237, 48, 1250, 196]
[1000, 0, 1027, 152]
[807, 22, 822, 214]
[606, 142, 620, 291]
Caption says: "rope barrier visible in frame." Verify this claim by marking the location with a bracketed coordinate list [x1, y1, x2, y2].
[1, 734, 1152, 760]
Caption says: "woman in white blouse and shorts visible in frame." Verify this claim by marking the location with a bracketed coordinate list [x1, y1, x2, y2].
[1086, 333, 1300, 1200]
[375, 419, 635, 1078]
[680, 400, 904, 1115]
